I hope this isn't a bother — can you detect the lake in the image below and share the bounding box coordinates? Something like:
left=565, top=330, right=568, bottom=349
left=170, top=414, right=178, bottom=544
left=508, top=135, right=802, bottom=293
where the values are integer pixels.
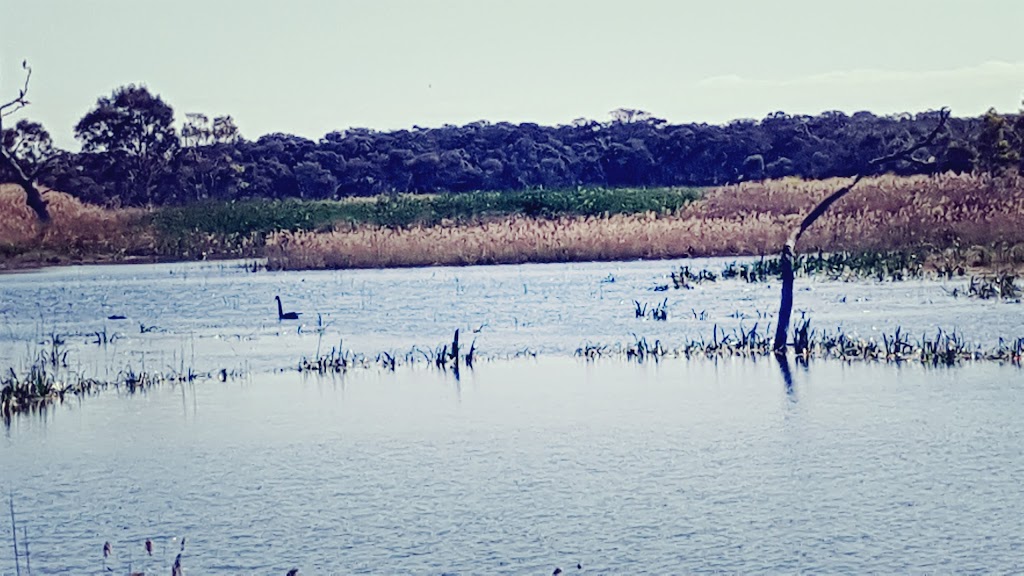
left=2, top=258, right=1023, bottom=574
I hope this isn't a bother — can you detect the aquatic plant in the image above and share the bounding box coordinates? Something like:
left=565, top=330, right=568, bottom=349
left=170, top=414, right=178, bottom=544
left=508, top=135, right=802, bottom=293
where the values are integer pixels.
left=424, top=329, right=477, bottom=375
left=633, top=298, right=669, bottom=321
left=671, top=265, right=718, bottom=289
left=671, top=250, right=930, bottom=288
left=650, top=299, right=669, bottom=321
left=625, top=336, right=667, bottom=362
left=298, top=341, right=367, bottom=373
left=792, top=317, right=812, bottom=357
left=1, top=341, right=240, bottom=424
left=298, top=330, right=477, bottom=375
left=968, top=273, right=1022, bottom=300
left=573, top=321, right=1022, bottom=368
left=574, top=342, right=610, bottom=359
left=2, top=343, right=78, bottom=419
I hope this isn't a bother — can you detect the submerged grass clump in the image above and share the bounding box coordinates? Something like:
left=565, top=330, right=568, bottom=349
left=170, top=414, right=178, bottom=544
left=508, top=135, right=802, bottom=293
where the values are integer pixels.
left=299, top=343, right=370, bottom=373
left=298, top=329, right=477, bottom=375
left=965, top=273, right=1022, bottom=300
left=669, top=249, right=1023, bottom=296
left=672, top=250, right=948, bottom=287
left=633, top=299, right=669, bottom=321
left=575, top=320, right=1024, bottom=367
left=1, top=340, right=239, bottom=425
left=4, top=320, right=1021, bottom=426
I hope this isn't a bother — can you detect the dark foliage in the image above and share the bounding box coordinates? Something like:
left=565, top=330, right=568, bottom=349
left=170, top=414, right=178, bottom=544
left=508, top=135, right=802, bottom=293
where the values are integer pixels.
left=4, top=86, right=1022, bottom=206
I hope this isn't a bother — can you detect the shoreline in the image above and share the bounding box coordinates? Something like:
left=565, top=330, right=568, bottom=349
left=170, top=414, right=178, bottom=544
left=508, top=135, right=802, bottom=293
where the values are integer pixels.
left=0, top=251, right=264, bottom=274
left=4, top=249, right=1021, bottom=278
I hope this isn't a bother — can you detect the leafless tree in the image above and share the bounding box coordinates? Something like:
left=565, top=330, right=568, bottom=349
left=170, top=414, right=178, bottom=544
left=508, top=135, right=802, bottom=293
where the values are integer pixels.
left=772, top=108, right=951, bottom=355
left=0, top=61, right=50, bottom=221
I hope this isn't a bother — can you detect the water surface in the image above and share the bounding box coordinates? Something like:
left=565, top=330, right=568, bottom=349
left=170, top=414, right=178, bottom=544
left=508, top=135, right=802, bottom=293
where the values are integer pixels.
left=2, top=260, right=1023, bottom=574
left=1, top=258, right=1020, bottom=375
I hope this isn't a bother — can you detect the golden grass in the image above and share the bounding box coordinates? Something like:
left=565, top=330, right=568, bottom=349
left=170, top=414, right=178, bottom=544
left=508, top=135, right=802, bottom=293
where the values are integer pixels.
left=266, top=173, right=1024, bottom=270
left=0, top=184, right=155, bottom=266
left=4, top=173, right=1024, bottom=271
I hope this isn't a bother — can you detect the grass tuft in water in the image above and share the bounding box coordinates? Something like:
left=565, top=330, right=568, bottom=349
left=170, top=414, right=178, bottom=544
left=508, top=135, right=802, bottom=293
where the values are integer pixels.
left=2, top=340, right=241, bottom=425
left=298, top=329, right=477, bottom=375
left=574, top=320, right=1023, bottom=367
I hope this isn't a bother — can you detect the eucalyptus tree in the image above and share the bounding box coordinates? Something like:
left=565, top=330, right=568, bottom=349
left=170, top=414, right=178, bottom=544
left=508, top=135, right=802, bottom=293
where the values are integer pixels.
left=74, top=84, right=178, bottom=204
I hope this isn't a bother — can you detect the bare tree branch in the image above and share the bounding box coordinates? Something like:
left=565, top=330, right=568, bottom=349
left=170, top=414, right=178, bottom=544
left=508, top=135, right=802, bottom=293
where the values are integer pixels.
left=0, top=61, right=32, bottom=118
left=773, top=108, right=951, bottom=354
left=867, top=109, right=950, bottom=166
left=0, top=60, right=50, bottom=222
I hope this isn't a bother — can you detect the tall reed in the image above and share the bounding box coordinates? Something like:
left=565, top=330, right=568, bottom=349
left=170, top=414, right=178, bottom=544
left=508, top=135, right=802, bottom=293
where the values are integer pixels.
left=0, top=185, right=155, bottom=265
left=266, top=173, right=1024, bottom=270
left=5, top=174, right=1024, bottom=270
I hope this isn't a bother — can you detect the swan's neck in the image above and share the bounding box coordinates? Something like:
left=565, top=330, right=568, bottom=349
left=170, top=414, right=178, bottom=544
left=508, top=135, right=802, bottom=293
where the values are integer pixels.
left=276, top=298, right=284, bottom=318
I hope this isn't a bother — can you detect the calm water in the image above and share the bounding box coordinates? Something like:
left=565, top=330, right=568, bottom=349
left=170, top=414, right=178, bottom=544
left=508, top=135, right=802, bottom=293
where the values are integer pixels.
left=0, top=258, right=1021, bottom=375
left=2, top=259, right=1023, bottom=574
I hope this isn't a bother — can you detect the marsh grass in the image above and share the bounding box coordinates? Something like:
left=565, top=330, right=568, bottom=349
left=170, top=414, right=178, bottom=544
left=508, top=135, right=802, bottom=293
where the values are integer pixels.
left=147, top=186, right=701, bottom=259
left=5, top=175, right=1024, bottom=270
left=575, top=321, right=1024, bottom=367
left=964, top=273, right=1022, bottom=300
left=634, top=298, right=669, bottom=321
left=1, top=185, right=698, bottom=267
left=298, top=342, right=369, bottom=373
left=5, top=323, right=1020, bottom=425
left=1, top=339, right=237, bottom=424
left=152, top=186, right=700, bottom=235
left=294, top=321, right=1021, bottom=375
left=298, top=329, right=476, bottom=375
left=670, top=250, right=930, bottom=287
left=266, top=173, right=1024, bottom=270
left=0, top=185, right=156, bottom=266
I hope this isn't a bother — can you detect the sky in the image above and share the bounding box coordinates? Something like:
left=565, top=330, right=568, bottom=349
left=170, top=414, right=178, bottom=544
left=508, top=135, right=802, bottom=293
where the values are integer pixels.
left=2, top=0, right=1023, bottom=149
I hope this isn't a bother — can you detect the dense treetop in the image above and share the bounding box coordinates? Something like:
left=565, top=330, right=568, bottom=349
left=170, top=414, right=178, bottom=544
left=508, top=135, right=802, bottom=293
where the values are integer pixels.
left=2, top=85, right=1022, bottom=206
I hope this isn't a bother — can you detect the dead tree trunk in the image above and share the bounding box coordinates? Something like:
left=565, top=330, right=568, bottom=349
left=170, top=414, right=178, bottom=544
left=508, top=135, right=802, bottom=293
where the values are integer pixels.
left=1, top=61, right=50, bottom=222
left=772, top=109, right=950, bottom=355
left=0, top=146, right=50, bottom=222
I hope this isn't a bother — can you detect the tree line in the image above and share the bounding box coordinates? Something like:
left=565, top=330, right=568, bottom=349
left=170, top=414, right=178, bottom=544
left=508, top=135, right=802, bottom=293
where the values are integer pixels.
left=3, top=84, right=1023, bottom=207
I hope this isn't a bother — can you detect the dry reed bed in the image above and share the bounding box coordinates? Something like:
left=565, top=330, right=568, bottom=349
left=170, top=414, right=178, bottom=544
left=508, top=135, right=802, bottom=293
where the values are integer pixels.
left=0, top=184, right=155, bottom=265
left=266, top=174, right=1024, bottom=270
left=3, top=174, right=1023, bottom=270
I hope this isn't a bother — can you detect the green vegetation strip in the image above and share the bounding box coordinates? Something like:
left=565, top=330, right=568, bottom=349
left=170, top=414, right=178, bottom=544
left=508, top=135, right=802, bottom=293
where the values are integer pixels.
left=150, top=186, right=702, bottom=237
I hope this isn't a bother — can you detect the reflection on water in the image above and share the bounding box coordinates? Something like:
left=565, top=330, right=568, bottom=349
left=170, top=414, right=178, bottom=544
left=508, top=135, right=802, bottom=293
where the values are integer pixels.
left=2, top=259, right=1024, bottom=573
left=3, top=359, right=1024, bottom=573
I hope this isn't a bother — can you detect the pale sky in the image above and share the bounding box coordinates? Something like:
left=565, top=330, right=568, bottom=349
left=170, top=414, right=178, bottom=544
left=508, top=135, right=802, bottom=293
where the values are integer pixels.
left=2, top=0, right=1023, bottom=149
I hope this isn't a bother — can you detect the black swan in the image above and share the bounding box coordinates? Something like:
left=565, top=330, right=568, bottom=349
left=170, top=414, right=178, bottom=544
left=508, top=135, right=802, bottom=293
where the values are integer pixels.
left=275, top=296, right=300, bottom=320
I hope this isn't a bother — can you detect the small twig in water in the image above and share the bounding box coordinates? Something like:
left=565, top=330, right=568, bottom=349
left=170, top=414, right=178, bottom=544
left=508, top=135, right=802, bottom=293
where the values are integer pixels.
left=9, top=491, right=20, bottom=576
